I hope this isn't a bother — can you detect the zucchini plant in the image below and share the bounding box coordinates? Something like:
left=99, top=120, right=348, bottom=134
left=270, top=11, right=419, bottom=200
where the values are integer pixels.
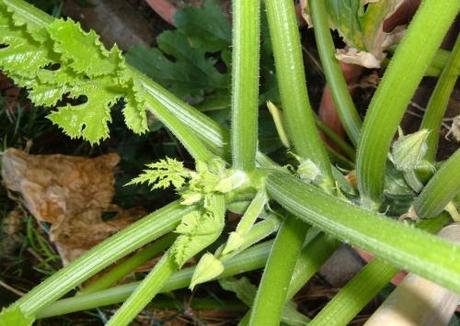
left=0, top=0, right=459, bottom=325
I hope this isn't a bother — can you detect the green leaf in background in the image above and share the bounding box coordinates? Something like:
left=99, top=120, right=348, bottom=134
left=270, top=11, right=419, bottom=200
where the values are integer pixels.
left=126, top=31, right=228, bottom=99
left=174, top=0, right=231, bottom=52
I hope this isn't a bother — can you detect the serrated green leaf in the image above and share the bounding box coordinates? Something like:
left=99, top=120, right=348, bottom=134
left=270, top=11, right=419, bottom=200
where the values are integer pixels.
left=48, top=19, right=121, bottom=77
left=121, top=78, right=149, bottom=134
left=0, top=306, right=34, bottom=326
left=0, top=22, right=50, bottom=78
left=170, top=195, right=225, bottom=267
left=127, top=157, right=190, bottom=190
left=0, top=8, right=149, bottom=143
left=4, top=0, right=49, bottom=42
left=47, top=75, right=121, bottom=144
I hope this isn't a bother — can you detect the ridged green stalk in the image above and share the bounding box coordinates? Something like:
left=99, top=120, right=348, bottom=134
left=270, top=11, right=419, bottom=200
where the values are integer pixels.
left=264, top=0, right=333, bottom=185
left=286, top=233, right=338, bottom=299
left=231, top=0, right=261, bottom=171
left=79, top=234, right=176, bottom=295
left=309, top=0, right=362, bottom=146
left=356, top=0, right=460, bottom=207
left=106, top=253, right=176, bottom=326
left=421, top=36, right=460, bottom=162
left=414, top=150, right=460, bottom=218
left=249, top=216, right=308, bottom=326
left=142, top=83, right=214, bottom=162
left=239, top=232, right=338, bottom=324
left=36, top=241, right=273, bottom=318
left=267, top=171, right=460, bottom=293
left=13, top=202, right=194, bottom=315
left=309, top=214, right=450, bottom=326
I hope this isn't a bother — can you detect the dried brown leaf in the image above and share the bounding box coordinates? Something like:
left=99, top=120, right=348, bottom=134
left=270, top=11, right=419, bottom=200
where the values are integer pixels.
left=1, top=149, right=145, bottom=263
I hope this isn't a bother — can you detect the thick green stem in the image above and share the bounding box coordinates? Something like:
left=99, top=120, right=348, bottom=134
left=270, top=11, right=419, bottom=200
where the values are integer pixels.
left=309, top=214, right=450, bottom=326
left=79, top=233, right=176, bottom=295
left=142, top=89, right=214, bottom=162
left=231, top=0, right=261, bottom=171
left=264, top=0, right=333, bottom=185
left=36, top=241, right=273, bottom=318
left=356, top=0, right=460, bottom=207
left=309, top=0, right=362, bottom=146
left=13, top=201, right=194, bottom=315
left=421, top=36, right=460, bottom=162
left=266, top=171, right=460, bottom=293
left=249, top=216, right=308, bottom=326
left=414, top=150, right=460, bottom=218
left=106, top=253, right=177, bottom=326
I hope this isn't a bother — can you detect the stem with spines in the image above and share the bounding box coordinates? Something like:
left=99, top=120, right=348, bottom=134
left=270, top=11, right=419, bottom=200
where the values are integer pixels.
left=356, top=0, right=460, bottom=208
left=249, top=216, right=308, bottom=326
left=250, top=1, right=337, bottom=322
left=267, top=171, right=460, bottom=293
left=36, top=241, right=273, bottom=318
left=309, top=214, right=450, bottom=326
left=231, top=0, right=261, bottom=171
left=79, top=234, right=176, bottom=295
left=13, top=202, right=194, bottom=315
left=420, top=35, right=460, bottom=162
left=264, top=0, right=332, bottom=184
left=106, top=253, right=176, bottom=326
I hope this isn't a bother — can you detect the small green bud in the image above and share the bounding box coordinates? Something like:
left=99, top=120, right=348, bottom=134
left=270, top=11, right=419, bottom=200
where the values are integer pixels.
left=391, top=129, right=430, bottom=172
left=190, top=253, right=224, bottom=289
left=297, top=159, right=322, bottom=183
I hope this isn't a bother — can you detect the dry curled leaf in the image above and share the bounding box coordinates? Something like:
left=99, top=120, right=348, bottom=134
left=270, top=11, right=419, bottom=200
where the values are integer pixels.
left=446, top=115, right=460, bottom=142
left=300, top=0, right=407, bottom=68
left=1, top=148, right=145, bottom=263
